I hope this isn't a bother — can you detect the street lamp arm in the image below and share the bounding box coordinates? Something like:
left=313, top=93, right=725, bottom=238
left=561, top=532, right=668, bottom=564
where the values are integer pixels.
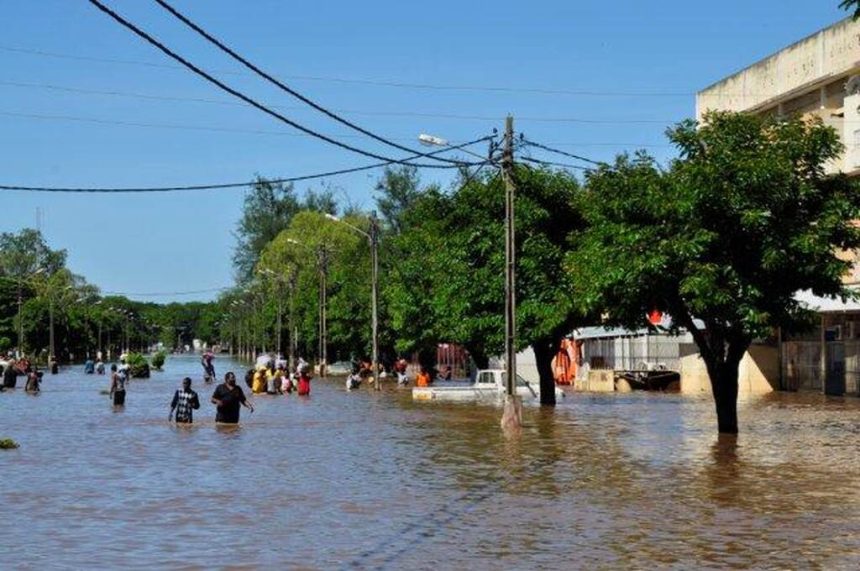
left=324, top=213, right=370, bottom=239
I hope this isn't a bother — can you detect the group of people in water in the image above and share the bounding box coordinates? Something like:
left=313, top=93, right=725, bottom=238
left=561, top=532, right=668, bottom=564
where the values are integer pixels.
left=243, top=356, right=312, bottom=396
left=1, top=356, right=44, bottom=393
left=4, top=349, right=460, bottom=425
left=103, top=352, right=315, bottom=425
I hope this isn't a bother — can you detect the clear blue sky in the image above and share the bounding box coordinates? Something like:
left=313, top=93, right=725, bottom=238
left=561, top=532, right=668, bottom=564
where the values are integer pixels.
left=0, top=1, right=849, bottom=302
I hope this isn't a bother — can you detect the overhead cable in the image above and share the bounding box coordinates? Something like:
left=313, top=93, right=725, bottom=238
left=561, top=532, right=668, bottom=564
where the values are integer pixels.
left=153, top=0, right=463, bottom=165
left=520, top=157, right=590, bottom=171
left=0, top=44, right=762, bottom=98
left=86, top=0, right=469, bottom=168
left=522, top=139, right=606, bottom=166
left=0, top=81, right=685, bottom=124
left=0, top=109, right=449, bottom=141
left=0, top=135, right=494, bottom=193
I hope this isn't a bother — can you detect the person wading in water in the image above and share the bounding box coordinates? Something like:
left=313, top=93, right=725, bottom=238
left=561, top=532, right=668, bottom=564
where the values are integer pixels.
left=211, top=371, right=253, bottom=424
left=109, top=363, right=126, bottom=406
left=169, top=377, right=201, bottom=424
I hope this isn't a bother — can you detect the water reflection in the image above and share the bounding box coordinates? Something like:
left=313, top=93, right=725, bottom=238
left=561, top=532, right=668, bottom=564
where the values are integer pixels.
left=1, top=356, right=858, bottom=569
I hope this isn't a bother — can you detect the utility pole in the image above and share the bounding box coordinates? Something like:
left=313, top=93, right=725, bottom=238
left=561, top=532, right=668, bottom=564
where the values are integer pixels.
left=501, top=115, right=522, bottom=429
left=288, top=268, right=297, bottom=373
left=318, top=245, right=328, bottom=377
left=370, top=211, right=380, bottom=390
left=17, top=278, right=24, bottom=357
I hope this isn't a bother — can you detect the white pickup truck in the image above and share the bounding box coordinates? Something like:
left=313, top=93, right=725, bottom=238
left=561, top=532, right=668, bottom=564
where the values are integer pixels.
left=412, top=369, right=564, bottom=403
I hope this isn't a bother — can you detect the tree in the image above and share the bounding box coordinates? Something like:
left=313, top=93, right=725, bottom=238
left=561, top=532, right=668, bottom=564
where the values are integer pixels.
left=257, top=210, right=368, bottom=362
left=840, top=0, right=860, bottom=18
left=374, top=166, right=423, bottom=234
left=0, top=229, right=67, bottom=279
left=387, top=167, right=585, bottom=403
left=570, top=111, right=860, bottom=434
left=0, top=229, right=67, bottom=353
left=233, top=178, right=302, bottom=281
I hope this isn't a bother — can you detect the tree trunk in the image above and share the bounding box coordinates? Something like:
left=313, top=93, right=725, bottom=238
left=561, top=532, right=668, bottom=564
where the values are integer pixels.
left=708, top=360, right=743, bottom=434
left=711, top=362, right=739, bottom=434
left=532, top=337, right=557, bottom=406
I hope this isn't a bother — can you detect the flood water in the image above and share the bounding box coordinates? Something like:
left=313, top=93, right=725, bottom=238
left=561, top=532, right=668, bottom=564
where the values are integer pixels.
left=1, top=354, right=858, bottom=570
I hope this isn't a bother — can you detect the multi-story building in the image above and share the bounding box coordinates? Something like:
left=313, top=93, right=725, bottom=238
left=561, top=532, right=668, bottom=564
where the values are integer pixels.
left=697, top=17, right=860, bottom=395
left=697, top=16, right=860, bottom=176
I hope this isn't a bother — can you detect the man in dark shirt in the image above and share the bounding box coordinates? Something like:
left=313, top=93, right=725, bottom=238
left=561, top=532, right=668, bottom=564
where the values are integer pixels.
left=170, top=377, right=201, bottom=424
left=211, top=371, right=253, bottom=424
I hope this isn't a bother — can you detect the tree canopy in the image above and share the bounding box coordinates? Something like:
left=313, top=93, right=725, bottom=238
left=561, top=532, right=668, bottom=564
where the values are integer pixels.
left=570, top=111, right=860, bottom=433
left=386, top=166, right=584, bottom=401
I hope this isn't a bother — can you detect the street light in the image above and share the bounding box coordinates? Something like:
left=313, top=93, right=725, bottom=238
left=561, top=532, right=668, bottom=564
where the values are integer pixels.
left=325, top=213, right=381, bottom=390
left=49, top=284, right=73, bottom=365
left=9, top=267, right=45, bottom=358
left=421, top=122, right=522, bottom=427
left=286, top=238, right=329, bottom=377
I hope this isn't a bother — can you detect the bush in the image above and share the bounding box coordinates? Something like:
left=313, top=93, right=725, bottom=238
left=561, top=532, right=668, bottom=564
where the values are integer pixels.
left=151, top=350, right=167, bottom=371
left=126, top=352, right=150, bottom=378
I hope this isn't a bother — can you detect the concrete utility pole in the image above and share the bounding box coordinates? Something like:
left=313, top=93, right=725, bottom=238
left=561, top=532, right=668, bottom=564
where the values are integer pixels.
left=318, top=245, right=328, bottom=377
left=501, top=115, right=523, bottom=429
left=370, top=211, right=380, bottom=390
left=288, top=268, right=297, bottom=374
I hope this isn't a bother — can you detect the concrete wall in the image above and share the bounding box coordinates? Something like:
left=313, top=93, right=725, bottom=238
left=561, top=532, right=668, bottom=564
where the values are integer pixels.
left=697, top=17, right=860, bottom=118
left=679, top=345, right=779, bottom=395
left=574, top=369, right=615, bottom=393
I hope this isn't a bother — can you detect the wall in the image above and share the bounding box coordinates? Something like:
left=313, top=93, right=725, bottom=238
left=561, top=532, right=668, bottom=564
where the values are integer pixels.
left=680, top=345, right=779, bottom=395
left=697, top=17, right=860, bottom=118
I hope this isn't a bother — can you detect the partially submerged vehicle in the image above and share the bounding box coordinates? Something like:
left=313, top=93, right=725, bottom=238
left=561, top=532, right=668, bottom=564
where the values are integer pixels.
left=412, top=369, right=564, bottom=402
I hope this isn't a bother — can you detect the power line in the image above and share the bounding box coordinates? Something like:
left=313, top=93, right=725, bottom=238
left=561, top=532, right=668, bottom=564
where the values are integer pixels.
left=522, top=139, right=606, bottom=166
left=153, top=0, right=463, bottom=166
left=0, top=135, right=494, bottom=193
left=1, top=109, right=671, bottom=149
left=86, top=0, right=470, bottom=169
left=0, top=44, right=767, bottom=99
left=0, top=109, right=441, bottom=141
left=0, top=80, right=686, bottom=124
left=520, top=156, right=590, bottom=171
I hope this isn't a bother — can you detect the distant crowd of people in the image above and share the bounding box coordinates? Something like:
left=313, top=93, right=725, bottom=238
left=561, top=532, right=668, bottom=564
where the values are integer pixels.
left=3, top=350, right=460, bottom=425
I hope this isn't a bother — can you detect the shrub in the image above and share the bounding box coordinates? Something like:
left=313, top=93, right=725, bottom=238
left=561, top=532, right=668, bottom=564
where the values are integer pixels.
left=126, top=352, right=150, bottom=378
left=151, top=350, right=167, bottom=371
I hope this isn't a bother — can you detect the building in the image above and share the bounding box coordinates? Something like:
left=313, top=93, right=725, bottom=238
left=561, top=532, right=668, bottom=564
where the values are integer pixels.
left=697, top=16, right=860, bottom=179
left=697, top=17, right=860, bottom=396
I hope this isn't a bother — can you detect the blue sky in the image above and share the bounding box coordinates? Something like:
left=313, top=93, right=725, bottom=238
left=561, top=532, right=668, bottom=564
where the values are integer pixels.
left=0, top=1, right=850, bottom=302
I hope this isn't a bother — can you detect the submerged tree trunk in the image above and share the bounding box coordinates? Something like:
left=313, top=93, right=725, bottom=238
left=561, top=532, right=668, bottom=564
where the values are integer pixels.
left=710, top=362, right=740, bottom=434
left=532, top=337, right=557, bottom=406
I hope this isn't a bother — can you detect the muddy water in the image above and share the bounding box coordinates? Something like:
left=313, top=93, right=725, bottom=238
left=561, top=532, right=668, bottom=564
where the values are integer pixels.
left=1, top=355, right=858, bottom=570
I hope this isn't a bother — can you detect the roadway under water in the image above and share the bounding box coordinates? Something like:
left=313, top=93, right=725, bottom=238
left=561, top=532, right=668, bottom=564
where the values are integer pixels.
left=1, top=354, right=858, bottom=569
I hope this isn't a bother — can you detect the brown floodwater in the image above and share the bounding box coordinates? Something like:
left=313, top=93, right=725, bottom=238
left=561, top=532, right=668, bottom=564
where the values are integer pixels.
left=1, top=355, right=858, bottom=570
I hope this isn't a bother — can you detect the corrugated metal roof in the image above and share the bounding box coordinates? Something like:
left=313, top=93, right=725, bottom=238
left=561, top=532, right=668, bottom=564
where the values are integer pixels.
left=795, top=287, right=860, bottom=313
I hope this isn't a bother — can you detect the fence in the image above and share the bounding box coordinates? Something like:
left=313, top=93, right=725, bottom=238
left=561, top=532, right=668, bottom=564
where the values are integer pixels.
left=582, top=333, right=690, bottom=372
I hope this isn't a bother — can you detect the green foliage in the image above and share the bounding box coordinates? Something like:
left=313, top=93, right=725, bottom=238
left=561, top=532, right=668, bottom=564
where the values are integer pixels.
left=0, top=438, right=20, bottom=450
left=151, top=350, right=167, bottom=370
left=840, top=0, right=860, bottom=18
left=255, top=210, right=371, bottom=360
left=375, top=166, right=423, bottom=234
left=233, top=177, right=341, bottom=281
left=571, top=111, right=860, bottom=431
left=386, top=167, right=585, bottom=362
left=233, top=178, right=303, bottom=280
left=125, top=352, right=150, bottom=378
left=0, top=228, right=66, bottom=279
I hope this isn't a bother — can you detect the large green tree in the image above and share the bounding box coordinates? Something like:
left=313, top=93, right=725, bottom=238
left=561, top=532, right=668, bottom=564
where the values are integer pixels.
left=571, top=112, right=860, bottom=433
left=388, top=167, right=584, bottom=403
